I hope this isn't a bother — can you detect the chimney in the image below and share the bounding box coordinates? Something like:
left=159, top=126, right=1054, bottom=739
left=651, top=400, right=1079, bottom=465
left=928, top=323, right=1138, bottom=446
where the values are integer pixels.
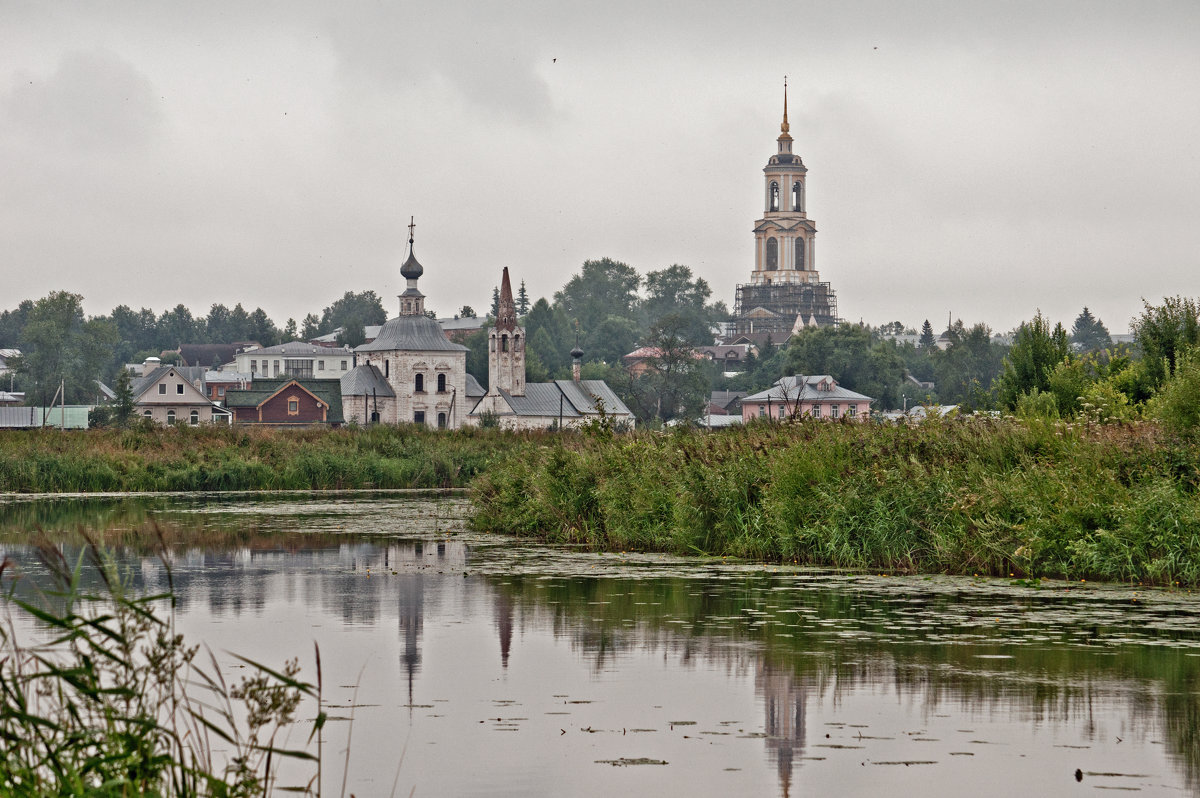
left=143, top=356, right=161, bottom=375
left=571, top=344, right=584, bottom=383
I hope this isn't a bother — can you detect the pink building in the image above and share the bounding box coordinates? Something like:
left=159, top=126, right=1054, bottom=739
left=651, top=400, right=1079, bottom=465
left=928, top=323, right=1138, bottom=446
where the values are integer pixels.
left=741, top=374, right=872, bottom=422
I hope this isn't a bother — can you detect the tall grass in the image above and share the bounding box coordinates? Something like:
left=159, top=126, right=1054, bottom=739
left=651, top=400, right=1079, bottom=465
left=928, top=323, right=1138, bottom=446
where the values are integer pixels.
left=471, top=418, right=1200, bottom=585
left=0, top=539, right=325, bottom=795
left=0, top=425, right=542, bottom=494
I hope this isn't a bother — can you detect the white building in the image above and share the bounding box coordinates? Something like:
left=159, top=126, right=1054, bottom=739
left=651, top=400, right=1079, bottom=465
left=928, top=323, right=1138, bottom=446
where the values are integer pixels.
left=233, top=342, right=353, bottom=380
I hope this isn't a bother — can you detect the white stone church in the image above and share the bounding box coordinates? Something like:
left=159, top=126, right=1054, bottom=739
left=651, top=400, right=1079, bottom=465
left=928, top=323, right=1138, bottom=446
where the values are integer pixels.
left=341, top=229, right=633, bottom=430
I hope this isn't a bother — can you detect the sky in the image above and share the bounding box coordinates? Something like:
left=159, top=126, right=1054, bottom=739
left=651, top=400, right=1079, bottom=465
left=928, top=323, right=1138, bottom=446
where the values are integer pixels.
left=2, top=0, right=1198, bottom=336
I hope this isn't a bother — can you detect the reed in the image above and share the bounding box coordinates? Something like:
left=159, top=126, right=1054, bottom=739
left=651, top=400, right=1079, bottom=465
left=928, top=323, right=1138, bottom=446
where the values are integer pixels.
left=471, top=418, right=1200, bottom=585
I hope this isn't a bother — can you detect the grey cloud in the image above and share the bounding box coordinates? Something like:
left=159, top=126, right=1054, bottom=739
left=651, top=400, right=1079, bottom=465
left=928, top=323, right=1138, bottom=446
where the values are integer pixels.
left=2, top=49, right=163, bottom=154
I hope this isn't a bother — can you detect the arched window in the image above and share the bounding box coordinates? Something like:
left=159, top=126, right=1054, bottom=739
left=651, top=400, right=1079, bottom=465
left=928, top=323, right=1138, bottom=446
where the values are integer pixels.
left=415, top=373, right=424, bottom=393
left=370, top=411, right=380, bottom=423
left=793, top=181, right=803, bottom=212
left=514, top=334, right=521, bottom=350
left=437, top=373, right=446, bottom=393
left=190, top=410, right=199, bottom=425
left=166, top=410, right=176, bottom=425
left=384, top=359, right=389, bottom=378
left=769, top=182, right=779, bottom=212
left=766, top=237, right=778, bottom=270
left=795, top=237, right=806, bottom=270
left=143, top=410, right=151, bottom=418
left=437, top=412, right=447, bottom=429
left=501, top=334, right=509, bottom=353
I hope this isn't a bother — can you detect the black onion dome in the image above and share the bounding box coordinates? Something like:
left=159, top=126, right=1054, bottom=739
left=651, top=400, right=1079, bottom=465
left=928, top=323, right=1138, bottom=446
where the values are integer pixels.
left=400, top=248, right=424, bottom=280
left=570, top=345, right=584, bottom=359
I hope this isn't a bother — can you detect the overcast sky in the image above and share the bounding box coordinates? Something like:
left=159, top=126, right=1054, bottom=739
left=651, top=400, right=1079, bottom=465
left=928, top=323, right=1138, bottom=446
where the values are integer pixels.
left=3, top=1, right=1198, bottom=335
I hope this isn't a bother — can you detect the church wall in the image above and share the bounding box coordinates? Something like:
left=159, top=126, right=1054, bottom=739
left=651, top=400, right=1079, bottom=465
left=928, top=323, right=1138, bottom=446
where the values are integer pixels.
left=354, top=349, right=468, bottom=428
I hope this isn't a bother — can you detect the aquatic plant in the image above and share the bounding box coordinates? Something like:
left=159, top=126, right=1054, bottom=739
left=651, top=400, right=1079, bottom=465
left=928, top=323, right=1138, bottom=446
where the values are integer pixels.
left=0, top=540, right=326, bottom=796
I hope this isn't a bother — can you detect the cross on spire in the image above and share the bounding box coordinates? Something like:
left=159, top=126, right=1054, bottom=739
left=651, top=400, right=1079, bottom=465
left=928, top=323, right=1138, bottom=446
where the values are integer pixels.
left=407, top=216, right=416, bottom=245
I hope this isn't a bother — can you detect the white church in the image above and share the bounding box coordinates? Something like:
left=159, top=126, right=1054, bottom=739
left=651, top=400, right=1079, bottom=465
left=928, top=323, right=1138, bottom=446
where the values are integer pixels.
left=341, top=227, right=633, bottom=430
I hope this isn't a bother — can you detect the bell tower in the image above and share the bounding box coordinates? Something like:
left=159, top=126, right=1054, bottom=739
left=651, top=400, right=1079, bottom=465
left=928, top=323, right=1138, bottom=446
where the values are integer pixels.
left=751, top=79, right=819, bottom=287
left=487, top=267, right=525, bottom=396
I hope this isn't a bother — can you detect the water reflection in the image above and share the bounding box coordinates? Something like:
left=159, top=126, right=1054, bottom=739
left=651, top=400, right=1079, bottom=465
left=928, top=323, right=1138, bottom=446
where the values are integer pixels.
left=2, top=496, right=1199, bottom=796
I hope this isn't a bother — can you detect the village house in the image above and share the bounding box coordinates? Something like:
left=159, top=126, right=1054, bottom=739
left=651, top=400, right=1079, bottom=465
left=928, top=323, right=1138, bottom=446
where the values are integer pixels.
left=233, top=342, right=354, bottom=380
left=224, top=378, right=343, bottom=426
left=741, top=374, right=872, bottom=422
left=131, top=362, right=231, bottom=425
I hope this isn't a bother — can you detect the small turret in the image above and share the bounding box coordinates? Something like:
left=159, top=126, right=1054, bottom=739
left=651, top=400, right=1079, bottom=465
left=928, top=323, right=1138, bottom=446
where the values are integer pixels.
left=399, top=216, right=425, bottom=316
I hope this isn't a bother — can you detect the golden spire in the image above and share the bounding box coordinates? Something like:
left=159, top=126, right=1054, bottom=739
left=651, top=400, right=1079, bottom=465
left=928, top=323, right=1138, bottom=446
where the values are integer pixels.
left=781, top=76, right=790, bottom=134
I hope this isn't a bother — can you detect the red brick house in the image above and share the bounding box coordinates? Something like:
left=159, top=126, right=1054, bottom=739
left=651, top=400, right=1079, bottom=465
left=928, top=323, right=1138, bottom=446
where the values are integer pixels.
left=224, top=378, right=343, bottom=426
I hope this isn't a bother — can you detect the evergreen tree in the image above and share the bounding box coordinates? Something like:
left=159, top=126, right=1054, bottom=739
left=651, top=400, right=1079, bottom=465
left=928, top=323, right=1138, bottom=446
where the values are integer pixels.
left=300, top=313, right=321, bottom=341
left=517, top=281, right=530, bottom=315
left=996, top=311, right=1072, bottom=409
left=1070, top=307, right=1112, bottom=352
left=918, top=319, right=936, bottom=349
left=458, top=305, right=477, bottom=319
left=283, top=318, right=298, bottom=341
left=490, top=287, right=500, bottom=318
left=112, top=368, right=135, bottom=427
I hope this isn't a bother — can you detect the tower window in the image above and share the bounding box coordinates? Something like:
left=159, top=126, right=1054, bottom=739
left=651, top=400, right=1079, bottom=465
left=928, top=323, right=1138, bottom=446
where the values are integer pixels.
left=766, top=237, right=778, bottom=271
left=501, top=334, right=509, bottom=353
left=793, top=181, right=803, bottom=212
left=795, top=237, right=806, bottom=270
left=384, top=359, right=389, bottom=378
left=415, top=373, right=425, bottom=393
left=769, top=182, right=779, bottom=212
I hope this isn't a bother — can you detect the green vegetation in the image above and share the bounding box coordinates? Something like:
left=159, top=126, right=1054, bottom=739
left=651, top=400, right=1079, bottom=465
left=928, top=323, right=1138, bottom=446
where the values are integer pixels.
left=0, top=425, right=528, bottom=493
left=471, top=418, right=1200, bottom=586
left=0, top=543, right=322, bottom=795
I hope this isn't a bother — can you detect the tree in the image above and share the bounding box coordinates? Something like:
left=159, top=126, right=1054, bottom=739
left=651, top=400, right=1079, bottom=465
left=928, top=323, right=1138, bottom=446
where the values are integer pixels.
left=300, top=313, right=321, bottom=341
left=918, top=319, right=936, bottom=350
left=625, top=314, right=711, bottom=424
left=16, top=292, right=117, bottom=406
left=112, top=367, right=135, bottom=427
left=0, top=300, right=33, bottom=347
left=524, top=298, right=573, bottom=374
left=248, top=307, right=279, bottom=346
left=1153, top=349, right=1200, bottom=433
left=516, top=281, right=530, bottom=315
left=282, top=318, right=298, bottom=341
left=157, top=305, right=199, bottom=349
left=205, top=304, right=232, bottom=343
left=996, top=311, right=1072, bottom=409
left=1133, top=296, right=1200, bottom=390
left=554, top=258, right=641, bottom=341
left=587, top=316, right=640, bottom=365
left=320, top=291, right=386, bottom=336
left=336, top=314, right=367, bottom=348
left=641, top=264, right=725, bottom=346
left=1070, top=307, right=1112, bottom=353
left=458, top=305, right=477, bottom=319
left=930, top=323, right=1007, bottom=409
left=490, top=287, right=500, bottom=318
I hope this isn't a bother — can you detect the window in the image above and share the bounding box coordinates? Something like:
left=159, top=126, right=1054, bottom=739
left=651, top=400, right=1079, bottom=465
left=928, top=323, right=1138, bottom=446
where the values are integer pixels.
left=177, top=384, right=184, bottom=395
left=758, top=405, right=766, bottom=417
left=190, top=410, right=199, bottom=425
left=284, top=359, right=313, bottom=378
left=317, top=361, right=325, bottom=371
left=769, top=181, right=779, bottom=211
left=795, top=237, right=806, bottom=270
left=415, top=374, right=425, bottom=393
left=811, top=405, right=821, bottom=418
left=384, top=360, right=389, bottom=378
left=217, top=386, right=225, bottom=397
left=766, top=237, right=778, bottom=271
left=501, top=334, right=509, bottom=353
left=158, top=384, right=166, bottom=395
left=341, top=360, right=348, bottom=371
left=848, top=405, right=857, bottom=417
left=288, top=398, right=299, bottom=415
left=793, top=181, right=803, bottom=212
left=166, top=410, right=176, bottom=424
left=437, top=412, right=447, bottom=429
left=273, top=360, right=280, bottom=376
left=779, top=406, right=786, bottom=419
left=831, top=405, right=840, bottom=419
left=143, top=410, right=151, bottom=417
left=370, top=411, right=380, bottom=423
left=414, top=410, right=425, bottom=425
left=437, top=373, right=446, bottom=393
left=251, top=360, right=257, bottom=374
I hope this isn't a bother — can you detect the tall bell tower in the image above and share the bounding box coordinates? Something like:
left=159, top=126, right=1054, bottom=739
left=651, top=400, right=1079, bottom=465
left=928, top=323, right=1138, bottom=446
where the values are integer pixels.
left=750, top=79, right=820, bottom=287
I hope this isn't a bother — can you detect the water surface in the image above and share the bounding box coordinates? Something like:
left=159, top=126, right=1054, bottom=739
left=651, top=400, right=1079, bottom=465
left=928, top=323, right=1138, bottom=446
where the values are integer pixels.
left=1, top=493, right=1198, bottom=796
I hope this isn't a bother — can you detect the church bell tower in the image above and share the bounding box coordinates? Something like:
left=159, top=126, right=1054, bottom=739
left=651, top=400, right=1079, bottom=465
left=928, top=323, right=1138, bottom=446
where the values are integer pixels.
left=487, top=267, right=525, bottom=396
left=750, top=79, right=820, bottom=287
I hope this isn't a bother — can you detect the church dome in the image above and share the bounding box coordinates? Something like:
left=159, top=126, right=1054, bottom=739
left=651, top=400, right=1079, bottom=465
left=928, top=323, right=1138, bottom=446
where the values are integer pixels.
left=400, top=249, right=424, bottom=280
left=354, top=314, right=468, bottom=353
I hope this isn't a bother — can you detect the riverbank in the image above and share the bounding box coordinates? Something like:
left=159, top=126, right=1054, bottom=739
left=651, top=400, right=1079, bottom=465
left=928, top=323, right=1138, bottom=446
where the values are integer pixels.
left=0, top=425, right=529, bottom=492
left=470, top=418, right=1200, bottom=586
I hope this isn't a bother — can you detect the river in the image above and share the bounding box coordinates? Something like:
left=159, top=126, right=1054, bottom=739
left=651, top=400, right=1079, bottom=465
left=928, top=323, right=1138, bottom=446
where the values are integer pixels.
left=1, top=493, right=1197, bottom=796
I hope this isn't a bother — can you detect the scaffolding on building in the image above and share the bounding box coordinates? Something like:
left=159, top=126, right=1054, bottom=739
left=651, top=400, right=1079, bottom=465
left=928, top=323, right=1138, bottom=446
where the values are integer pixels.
left=729, top=280, right=840, bottom=337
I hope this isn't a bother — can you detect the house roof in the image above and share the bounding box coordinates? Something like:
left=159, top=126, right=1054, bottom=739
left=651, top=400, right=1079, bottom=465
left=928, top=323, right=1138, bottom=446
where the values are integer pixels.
left=498, top=383, right=581, bottom=417
left=440, top=316, right=487, bottom=332
left=131, top=366, right=208, bottom=400
left=556, top=379, right=634, bottom=418
left=244, top=341, right=354, bottom=357
left=340, top=365, right=395, bottom=398
left=223, top=377, right=344, bottom=423
left=355, top=314, right=468, bottom=353
left=465, top=373, right=486, bottom=398
left=180, top=343, right=241, bottom=367
left=743, top=375, right=874, bottom=404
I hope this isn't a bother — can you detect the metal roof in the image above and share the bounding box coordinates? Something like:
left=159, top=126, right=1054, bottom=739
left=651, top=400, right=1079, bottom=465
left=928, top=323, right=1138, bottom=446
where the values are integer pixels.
left=131, top=366, right=208, bottom=399
left=556, top=380, right=634, bottom=418
left=243, top=341, right=354, bottom=357
left=500, top=383, right=581, bottom=417
left=465, top=373, right=486, bottom=398
left=743, top=375, right=873, bottom=404
left=340, top=365, right=395, bottom=398
left=355, top=314, right=468, bottom=353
